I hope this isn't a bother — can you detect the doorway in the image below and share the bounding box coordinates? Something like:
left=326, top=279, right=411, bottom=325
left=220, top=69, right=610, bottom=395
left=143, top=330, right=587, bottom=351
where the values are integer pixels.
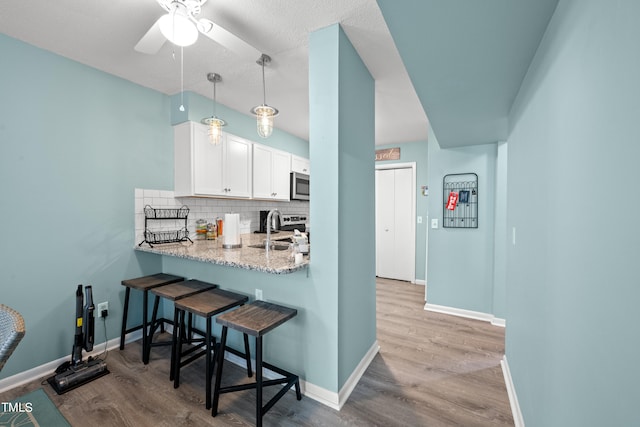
left=375, top=163, right=416, bottom=282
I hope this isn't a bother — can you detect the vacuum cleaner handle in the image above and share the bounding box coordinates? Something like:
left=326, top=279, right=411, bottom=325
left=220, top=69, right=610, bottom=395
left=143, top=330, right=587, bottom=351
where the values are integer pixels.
left=83, top=285, right=95, bottom=352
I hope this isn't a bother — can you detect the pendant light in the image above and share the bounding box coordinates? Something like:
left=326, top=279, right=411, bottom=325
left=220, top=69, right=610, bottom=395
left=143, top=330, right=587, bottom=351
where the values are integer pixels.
left=201, top=73, right=226, bottom=145
left=250, top=54, right=279, bottom=138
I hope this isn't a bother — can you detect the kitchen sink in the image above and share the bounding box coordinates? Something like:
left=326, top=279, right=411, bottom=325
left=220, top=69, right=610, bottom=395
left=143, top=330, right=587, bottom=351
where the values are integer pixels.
left=248, top=243, right=290, bottom=251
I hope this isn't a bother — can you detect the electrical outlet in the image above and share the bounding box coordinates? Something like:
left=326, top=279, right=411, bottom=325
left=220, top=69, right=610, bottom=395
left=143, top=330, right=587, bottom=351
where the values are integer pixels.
left=255, top=289, right=263, bottom=301
left=97, top=302, right=108, bottom=318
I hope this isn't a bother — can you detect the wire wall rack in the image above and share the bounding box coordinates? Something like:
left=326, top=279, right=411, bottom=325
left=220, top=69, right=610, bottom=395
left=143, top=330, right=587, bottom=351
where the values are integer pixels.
left=443, top=173, right=478, bottom=228
left=139, top=205, right=193, bottom=247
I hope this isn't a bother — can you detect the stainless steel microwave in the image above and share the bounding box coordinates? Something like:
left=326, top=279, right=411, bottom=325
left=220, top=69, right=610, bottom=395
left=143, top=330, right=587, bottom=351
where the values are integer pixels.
left=290, top=172, right=310, bottom=200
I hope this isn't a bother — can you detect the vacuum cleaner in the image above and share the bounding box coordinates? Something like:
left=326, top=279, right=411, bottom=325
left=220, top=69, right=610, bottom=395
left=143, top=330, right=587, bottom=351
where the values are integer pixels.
left=47, top=284, right=109, bottom=394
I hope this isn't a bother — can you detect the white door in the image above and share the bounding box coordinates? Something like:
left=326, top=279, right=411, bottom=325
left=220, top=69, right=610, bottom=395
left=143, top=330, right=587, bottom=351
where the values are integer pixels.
left=376, top=167, right=415, bottom=282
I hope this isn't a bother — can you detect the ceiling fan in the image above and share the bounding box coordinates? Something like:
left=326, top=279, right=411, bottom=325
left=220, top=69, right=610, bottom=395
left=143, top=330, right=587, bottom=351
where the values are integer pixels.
left=134, top=0, right=260, bottom=60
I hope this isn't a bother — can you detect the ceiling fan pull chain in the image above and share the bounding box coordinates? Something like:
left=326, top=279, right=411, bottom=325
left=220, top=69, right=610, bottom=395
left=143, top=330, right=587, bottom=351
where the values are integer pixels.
left=179, top=46, right=185, bottom=112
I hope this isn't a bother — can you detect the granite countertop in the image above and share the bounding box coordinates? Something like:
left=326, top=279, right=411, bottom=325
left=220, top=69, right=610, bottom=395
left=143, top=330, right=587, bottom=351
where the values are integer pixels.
left=135, top=231, right=309, bottom=274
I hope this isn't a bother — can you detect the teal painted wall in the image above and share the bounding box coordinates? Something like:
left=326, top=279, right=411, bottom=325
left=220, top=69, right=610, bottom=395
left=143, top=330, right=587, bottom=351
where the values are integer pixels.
left=376, top=140, right=429, bottom=282
left=0, top=34, right=167, bottom=378
left=336, top=25, right=376, bottom=388
left=506, top=1, right=640, bottom=425
left=426, top=133, right=497, bottom=314
left=309, top=24, right=377, bottom=390
left=493, top=142, right=508, bottom=319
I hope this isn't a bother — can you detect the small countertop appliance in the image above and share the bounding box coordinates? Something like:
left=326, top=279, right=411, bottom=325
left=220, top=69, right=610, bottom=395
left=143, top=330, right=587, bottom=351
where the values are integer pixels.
left=257, top=210, right=307, bottom=233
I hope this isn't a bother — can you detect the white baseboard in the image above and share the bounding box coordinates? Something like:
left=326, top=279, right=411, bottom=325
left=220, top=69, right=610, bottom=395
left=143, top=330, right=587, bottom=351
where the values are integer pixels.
left=337, top=340, right=379, bottom=409
left=501, top=356, right=525, bottom=427
left=413, top=279, right=426, bottom=286
left=424, top=303, right=506, bottom=327
left=0, top=330, right=143, bottom=394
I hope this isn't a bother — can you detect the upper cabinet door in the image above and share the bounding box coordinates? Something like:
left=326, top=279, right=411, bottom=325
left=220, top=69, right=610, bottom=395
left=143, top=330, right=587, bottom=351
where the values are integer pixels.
left=174, top=122, right=252, bottom=198
left=224, top=134, right=252, bottom=198
left=252, top=143, right=273, bottom=199
left=193, top=123, right=224, bottom=195
left=271, top=149, right=291, bottom=200
left=291, top=155, right=310, bottom=175
left=252, top=143, right=291, bottom=201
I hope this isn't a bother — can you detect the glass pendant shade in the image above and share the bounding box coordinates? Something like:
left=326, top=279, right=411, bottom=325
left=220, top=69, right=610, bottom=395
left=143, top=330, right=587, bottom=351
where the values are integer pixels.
left=251, top=105, right=278, bottom=138
left=202, top=116, right=226, bottom=145
left=159, top=5, right=198, bottom=47
left=251, top=54, right=279, bottom=138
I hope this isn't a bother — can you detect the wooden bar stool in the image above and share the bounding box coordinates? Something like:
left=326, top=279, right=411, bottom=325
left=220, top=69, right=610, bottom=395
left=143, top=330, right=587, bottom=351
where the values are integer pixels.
left=173, top=288, right=253, bottom=409
left=120, top=273, right=184, bottom=364
left=147, top=279, right=217, bottom=371
left=211, top=300, right=301, bottom=427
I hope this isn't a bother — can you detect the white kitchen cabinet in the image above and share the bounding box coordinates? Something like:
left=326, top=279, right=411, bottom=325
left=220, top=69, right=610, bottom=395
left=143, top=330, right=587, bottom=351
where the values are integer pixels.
left=174, top=121, right=252, bottom=198
left=291, top=155, right=310, bottom=175
left=253, top=143, right=291, bottom=201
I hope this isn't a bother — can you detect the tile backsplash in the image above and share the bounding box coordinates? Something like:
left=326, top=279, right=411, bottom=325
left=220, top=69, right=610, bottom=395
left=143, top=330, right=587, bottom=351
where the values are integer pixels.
left=134, top=188, right=310, bottom=245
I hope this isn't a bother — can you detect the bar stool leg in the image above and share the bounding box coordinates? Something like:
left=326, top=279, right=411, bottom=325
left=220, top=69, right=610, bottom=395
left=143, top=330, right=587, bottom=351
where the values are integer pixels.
left=244, top=333, right=253, bottom=377
left=145, top=295, right=161, bottom=363
left=256, top=336, right=263, bottom=427
left=211, top=326, right=228, bottom=417
left=170, top=307, right=182, bottom=382
left=205, top=317, right=213, bottom=409
left=120, top=287, right=131, bottom=350
left=142, top=290, right=149, bottom=364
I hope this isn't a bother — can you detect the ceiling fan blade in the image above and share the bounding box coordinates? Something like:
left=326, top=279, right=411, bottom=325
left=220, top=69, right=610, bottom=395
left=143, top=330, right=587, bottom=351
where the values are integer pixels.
left=198, top=19, right=261, bottom=60
left=134, top=19, right=167, bottom=54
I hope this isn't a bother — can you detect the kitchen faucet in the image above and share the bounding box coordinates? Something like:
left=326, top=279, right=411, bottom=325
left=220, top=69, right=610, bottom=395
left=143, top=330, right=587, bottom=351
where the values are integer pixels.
left=265, top=209, right=280, bottom=254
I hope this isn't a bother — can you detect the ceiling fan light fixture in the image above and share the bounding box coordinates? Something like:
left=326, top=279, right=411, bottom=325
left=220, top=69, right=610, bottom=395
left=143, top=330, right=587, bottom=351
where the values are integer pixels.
left=251, top=54, right=279, bottom=138
left=159, top=2, right=198, bottom=47
left=201, top=73, right=227, bottom=145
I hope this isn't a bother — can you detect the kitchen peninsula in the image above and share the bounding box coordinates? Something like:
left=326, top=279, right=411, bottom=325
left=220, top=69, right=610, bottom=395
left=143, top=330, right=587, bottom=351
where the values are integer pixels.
left=135, top=231, right=309, bottom=274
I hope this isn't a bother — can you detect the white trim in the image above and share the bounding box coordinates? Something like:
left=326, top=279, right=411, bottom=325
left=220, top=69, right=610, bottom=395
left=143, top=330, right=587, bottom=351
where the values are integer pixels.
left=501, top=356, right=525, bottom=427
left=491, top=317, right=506, bottom=327
left=413, top=279, right=426, bottom=286
left=424, top=303, right=505, bottom=327
left=337, top=340, right=380, bottom=409
left=0, top=330, right=143, bottom=394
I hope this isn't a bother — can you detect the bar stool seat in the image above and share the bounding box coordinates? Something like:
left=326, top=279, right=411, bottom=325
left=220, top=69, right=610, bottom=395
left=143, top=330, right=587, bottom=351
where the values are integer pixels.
left=173, top=288, right=253, bottom=409
left=120, top=273, right=184, bottom=364
left=147, top=279, right=217, bottom=369
left=211, top=300, right=301, bottom=426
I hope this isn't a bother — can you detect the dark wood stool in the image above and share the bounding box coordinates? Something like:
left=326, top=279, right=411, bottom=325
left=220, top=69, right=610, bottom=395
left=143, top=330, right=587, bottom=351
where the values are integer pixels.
left=147, top=279, right=218, bottom=372
left=211, top=300, right=301, bottom=426
left=173, top=289, right=253, bottom=409
left=120, top=273, right=184, bottom=364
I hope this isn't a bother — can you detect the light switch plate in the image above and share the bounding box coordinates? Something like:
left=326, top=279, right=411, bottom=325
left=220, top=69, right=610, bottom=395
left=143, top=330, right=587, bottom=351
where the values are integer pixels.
left=431, top=218, right=439, bottom=229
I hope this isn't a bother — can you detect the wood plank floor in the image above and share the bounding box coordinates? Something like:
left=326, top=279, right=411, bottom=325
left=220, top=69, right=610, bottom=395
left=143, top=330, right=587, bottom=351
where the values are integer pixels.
left=1, top=279, right=513, bottom=426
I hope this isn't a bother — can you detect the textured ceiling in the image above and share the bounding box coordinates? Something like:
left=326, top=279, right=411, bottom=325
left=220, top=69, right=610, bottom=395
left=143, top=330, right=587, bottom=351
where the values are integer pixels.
left=0, top=0, right=428, bottom=145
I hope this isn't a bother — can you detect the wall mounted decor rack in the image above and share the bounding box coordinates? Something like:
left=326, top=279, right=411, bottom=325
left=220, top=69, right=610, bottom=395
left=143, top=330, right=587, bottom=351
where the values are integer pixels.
left=442, top=173, right=478, bottom=228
